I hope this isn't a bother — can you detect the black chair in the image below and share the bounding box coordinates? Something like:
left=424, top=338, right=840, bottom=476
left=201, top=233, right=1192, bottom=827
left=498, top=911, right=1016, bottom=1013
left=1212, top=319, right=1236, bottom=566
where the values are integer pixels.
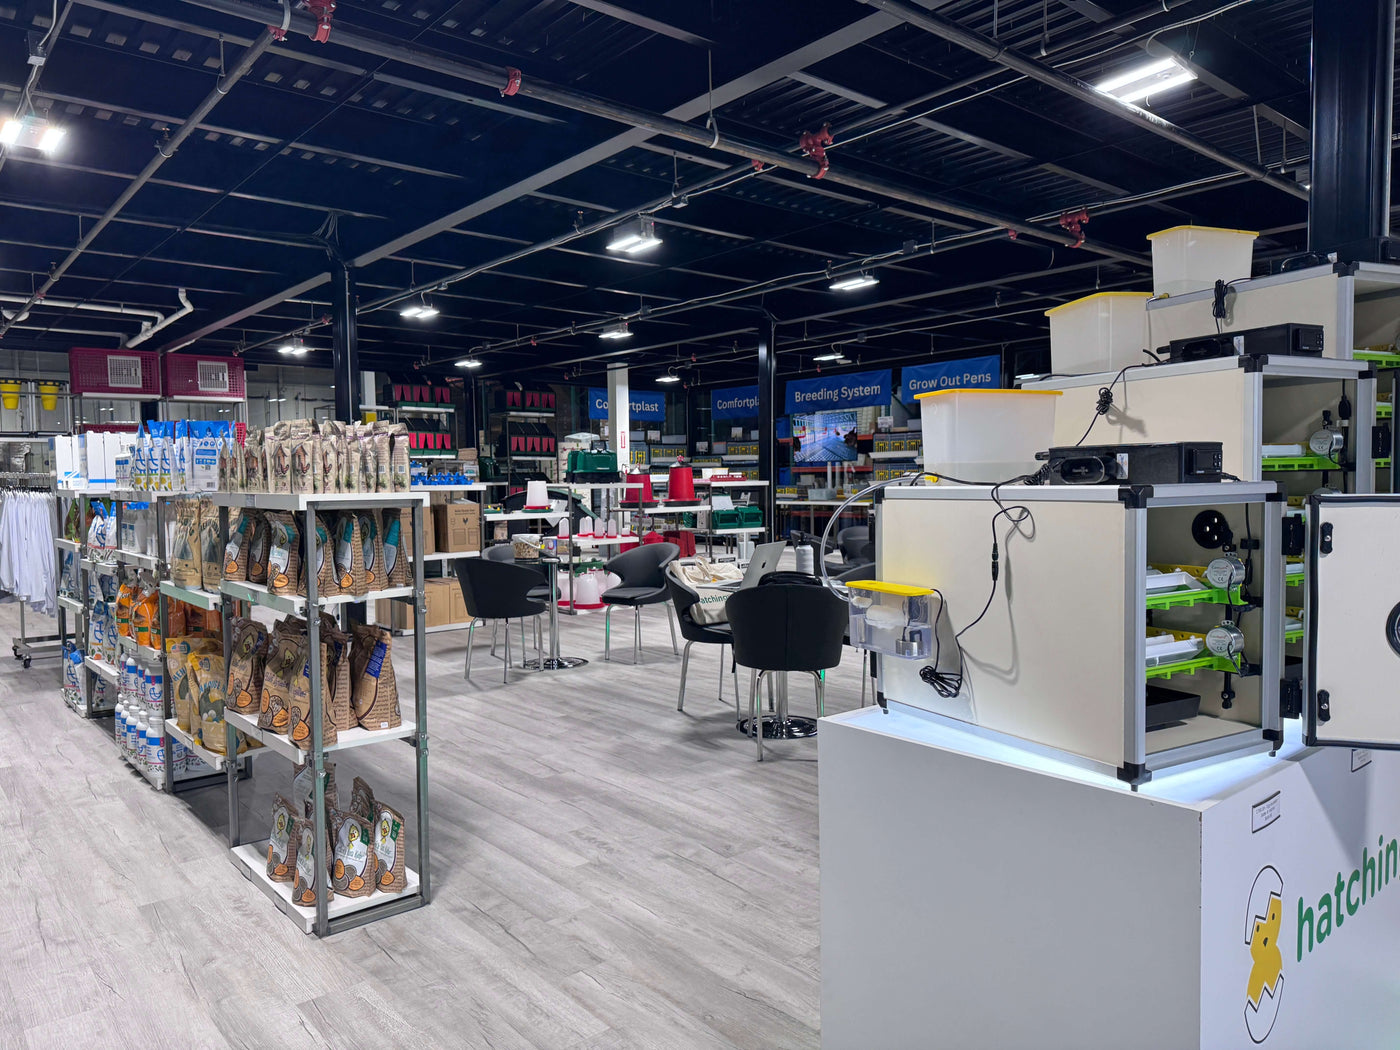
left=836, top=562, right=878, bottom=707
left=665, top=572, right=739, bottom=714
left=726, top=583, right=847, bottom=760
left=837, top=525, right=874, bottom=566
left=480, top=544, right=549, bottom=651
left=602, top=542, right=680, bottom=663
left=456, top=558, right=547, bottom=683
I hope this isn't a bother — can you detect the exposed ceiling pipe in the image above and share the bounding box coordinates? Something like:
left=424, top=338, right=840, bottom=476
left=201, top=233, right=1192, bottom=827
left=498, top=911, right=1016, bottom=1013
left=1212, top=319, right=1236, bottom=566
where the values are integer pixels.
left=173, top=0, right=1140, bottom=266
left=858, top=0, right=1308, bottom=201
left=10, top=324, right=127, bottom=338
left=0, top=294, right=164, bottom=325
left=124, top=289, right=192, bottom=347
left=0, top=28, right=275, bottom=341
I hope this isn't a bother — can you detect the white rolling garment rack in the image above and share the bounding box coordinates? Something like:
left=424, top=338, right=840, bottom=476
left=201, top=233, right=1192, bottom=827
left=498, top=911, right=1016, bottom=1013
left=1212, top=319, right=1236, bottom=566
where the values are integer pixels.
left=0, top=472, right=62, bottom=667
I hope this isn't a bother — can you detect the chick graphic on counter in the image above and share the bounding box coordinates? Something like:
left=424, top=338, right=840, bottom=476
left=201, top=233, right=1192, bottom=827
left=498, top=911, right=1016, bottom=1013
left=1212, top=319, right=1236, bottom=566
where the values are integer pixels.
left=1245, top=866, right=1285, bottom=1043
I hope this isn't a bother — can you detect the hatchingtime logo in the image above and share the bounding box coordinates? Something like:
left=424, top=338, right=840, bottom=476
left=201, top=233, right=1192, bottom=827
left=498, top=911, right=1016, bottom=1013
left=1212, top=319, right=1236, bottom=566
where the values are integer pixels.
left=1244, top=866, right=1285, bottom=1043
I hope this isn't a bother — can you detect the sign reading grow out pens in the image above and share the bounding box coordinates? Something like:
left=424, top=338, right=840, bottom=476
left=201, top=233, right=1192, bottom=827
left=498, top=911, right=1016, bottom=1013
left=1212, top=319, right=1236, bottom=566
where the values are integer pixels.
left=587, top=388, right=666, bottom=421
left=899, top=355, right=1001, bottom=404
left=784, top=369, right=891, bottom=414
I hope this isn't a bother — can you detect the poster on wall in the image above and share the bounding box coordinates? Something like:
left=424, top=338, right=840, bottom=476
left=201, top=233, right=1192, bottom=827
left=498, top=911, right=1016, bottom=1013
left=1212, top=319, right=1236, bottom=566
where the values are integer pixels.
left=587, top=387, right=666, bottom=421
left=900, top=354, right=1001, bottom=404
left=712, top=385, right=759, bottom=419
left=784, top=369, right=891, bottom=415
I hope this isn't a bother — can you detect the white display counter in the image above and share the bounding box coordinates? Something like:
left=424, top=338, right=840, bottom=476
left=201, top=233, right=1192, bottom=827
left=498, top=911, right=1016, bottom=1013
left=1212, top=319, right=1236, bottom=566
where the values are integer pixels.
left=820, top=704, right=1400, bottom=1050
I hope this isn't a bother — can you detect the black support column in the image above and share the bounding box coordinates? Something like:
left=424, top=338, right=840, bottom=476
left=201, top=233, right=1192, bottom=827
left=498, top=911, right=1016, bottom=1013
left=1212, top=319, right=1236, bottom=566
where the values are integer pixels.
left=1309, top=0, right=1397, bottom=260
left=756, top=317, right=777, bottom=537
left=331, top=257, right=361, bottom=422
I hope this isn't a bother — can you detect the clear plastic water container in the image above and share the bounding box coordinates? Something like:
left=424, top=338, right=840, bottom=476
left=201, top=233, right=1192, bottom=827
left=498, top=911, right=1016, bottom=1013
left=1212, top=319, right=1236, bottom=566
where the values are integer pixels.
left=916, top=389, right=1061, bottom=482
left=846, top=581, right=935, bottom=659
left=1044, top=292, right=1151, bottom=375
left=1147, top=225, right=1257, bottom=296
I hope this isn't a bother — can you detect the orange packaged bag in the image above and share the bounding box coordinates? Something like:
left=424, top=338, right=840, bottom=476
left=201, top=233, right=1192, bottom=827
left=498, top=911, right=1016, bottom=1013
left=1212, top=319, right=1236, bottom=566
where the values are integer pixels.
left=132, top=584, right=160, bottom=648
left=114, top=579, right=135, bottom=638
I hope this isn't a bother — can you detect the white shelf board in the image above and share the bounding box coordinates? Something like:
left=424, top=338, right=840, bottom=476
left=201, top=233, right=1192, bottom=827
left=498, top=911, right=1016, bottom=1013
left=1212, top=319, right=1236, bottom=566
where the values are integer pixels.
left=560, top=481, right=641, bottom=491
left=484, top=510, right=564, bottom=522
left=81, top=558, right=117, bottom=577
left=694, top=527, right=768, bottom=537
left=221, top=579, right=414, bottom=616
left=210, top=491, right=429, bottom=511
left=117, top=634, right=164, bottom=666
left=410, top=483, right=486, bottom=493
left=569, top=535, right=639, bottom=548
left=230, top=841, right=421, bottom=935
left=421, top=550, right=479, bottom=562
left=85, top=655, right=119, bottom=683
left=57, top=595, right=84, bottom=616
left=720, top=455, right=760, bottom=463
left=166, top=720, right=228, bottom=772
left=628, top=504, right=705, bottom=515
left=507, top=455, right=557, bottom=463
left=160, top=581, right=222, bottom=610
left=499, top=409, right=555, bottom=419
left=116, top=549, right=160, bottom=571
left=225, top=709, right=416, bottom=762
left=867, top=450, right=923, bottom=460
left=704, top=479, right=770, bottom=488
left=54, top=538, right=80, bottom=553
left=367, top=403, right=454, bottom=415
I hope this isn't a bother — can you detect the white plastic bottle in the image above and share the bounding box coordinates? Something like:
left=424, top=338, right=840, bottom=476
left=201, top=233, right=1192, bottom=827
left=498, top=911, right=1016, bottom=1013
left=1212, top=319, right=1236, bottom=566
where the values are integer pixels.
left=146, top=719, right=165, bottom=786
left=114, top=701, right=125, bottom=750
left=133, top=711, right=147, bottom=769
left=147, top=669, right=164, bottom=719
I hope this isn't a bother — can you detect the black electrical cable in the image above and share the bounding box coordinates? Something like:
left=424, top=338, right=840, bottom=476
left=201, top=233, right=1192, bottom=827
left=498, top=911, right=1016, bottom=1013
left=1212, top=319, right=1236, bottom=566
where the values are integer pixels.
left=919, top=588, right=964, bottom=697
left=1074, top=363, right=1151, bottom=446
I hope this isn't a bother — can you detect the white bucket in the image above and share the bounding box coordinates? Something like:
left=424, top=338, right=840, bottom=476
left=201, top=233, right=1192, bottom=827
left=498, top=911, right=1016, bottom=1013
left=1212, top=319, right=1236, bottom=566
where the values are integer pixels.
left=1044, top=292, right=1151, bottom=375
left=916, top=389, right=1061, bottom=483
left=1147, top=225, right=1257, bottom=297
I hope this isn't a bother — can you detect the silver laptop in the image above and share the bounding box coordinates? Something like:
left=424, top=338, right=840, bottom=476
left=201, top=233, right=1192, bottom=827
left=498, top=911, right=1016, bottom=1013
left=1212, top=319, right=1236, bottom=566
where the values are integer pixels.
left=713, top=541, right=787, bottom=591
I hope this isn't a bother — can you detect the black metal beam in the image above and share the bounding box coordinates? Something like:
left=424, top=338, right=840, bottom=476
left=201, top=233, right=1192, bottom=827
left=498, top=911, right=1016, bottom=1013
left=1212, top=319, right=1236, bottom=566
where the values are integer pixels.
left=756, top=316, right=777, bottom=532
left=331, top=257, right=359, bottom=422
left=1308, top=0, right=1396, bottom=258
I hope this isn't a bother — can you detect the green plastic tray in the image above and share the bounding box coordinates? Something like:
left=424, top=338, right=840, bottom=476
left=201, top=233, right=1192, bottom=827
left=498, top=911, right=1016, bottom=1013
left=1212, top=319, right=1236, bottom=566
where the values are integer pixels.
left=1261, top=454, right=1341, bottom=472
left=1145, top=583, right=1244, bottom=610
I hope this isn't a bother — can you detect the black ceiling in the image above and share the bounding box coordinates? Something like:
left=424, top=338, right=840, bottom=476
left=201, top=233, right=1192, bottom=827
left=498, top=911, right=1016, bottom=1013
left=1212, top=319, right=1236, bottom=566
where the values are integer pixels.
left=0, top=0, right=1353, bottom=387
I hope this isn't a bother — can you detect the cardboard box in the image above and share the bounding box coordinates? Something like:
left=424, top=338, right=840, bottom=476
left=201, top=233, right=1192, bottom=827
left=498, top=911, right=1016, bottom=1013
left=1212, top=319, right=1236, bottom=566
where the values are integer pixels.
left=447, top=580, right=471, bottom=625
left=394, top=507, right=435, bottom=558
left=424, top=578, right=455, bottom=628
left=435, top=502, right=481, bottom=553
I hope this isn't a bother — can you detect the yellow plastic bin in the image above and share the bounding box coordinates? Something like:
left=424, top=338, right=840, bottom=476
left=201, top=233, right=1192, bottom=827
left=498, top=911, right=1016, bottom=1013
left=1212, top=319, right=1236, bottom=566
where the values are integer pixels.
left=0, top=380, right=20, bottom=410
left=1147, top=225, right=1257, bottom=296
left=38, top=382, right=59, bottom=411
left=1044, top=291, right=1152, bottom=375
left=916, top=389, right=1061, bottom=482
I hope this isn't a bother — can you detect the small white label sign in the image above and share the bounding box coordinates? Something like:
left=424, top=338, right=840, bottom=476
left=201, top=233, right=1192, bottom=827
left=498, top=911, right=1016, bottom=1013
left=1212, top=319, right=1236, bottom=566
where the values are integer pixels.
left=1251, top=791, right=1281, bottom=833
left=1352, top=748, right=1373, bottom=772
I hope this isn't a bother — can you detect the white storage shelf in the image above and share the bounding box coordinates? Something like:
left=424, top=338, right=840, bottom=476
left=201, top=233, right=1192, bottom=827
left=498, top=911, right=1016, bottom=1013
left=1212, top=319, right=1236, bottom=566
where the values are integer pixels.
left=54, top=538, right=80, bottom=553
left=57, top=595, right=84, bottom=616
left=117, top=634, right=164, bottom=666
left=160, top=581, right=222, bottom=610
left=85, top=655, right=119, bottom=683
left=165, top=720, right=228, bottom=772
left=116, top=549, right=160, bottom=571
left=230, top=841, right=421, bottom=936
left=225, top=709, right=416, bottom=762
left=211, top=491, right=430, bottom=511
left=221, top=579, right=414, bottom=617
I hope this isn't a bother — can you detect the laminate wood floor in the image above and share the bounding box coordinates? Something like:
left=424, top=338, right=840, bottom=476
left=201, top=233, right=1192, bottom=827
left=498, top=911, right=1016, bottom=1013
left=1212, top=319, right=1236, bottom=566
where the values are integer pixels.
left=0, top=596, right=869, bottom=1049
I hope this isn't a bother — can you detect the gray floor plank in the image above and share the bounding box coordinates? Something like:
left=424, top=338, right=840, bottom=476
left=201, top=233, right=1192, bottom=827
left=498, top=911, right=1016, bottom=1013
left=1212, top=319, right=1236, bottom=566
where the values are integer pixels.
left=0, top=586, right=866, bottom=1048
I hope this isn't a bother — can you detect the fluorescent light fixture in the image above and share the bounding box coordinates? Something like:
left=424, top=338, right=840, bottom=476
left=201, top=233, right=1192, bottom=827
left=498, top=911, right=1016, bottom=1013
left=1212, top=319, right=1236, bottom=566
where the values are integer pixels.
left=1, top=114, right=64, bottom=152
left=656, top=374, right=681, bottom=384
left=456, top=358, right=483, bottom=369
left=813, top=352, right=844, bottom=362
left=1094, top=57, right=1196, bottom=104
left=277, top=337, right=309, bottom=356
left=829, top=272, right=879, bottom=292
left=607, top=216, right=662, bottom=254
left=400, top=295, right=439, bottom=319
left=599, top=322, right=631, bottom=340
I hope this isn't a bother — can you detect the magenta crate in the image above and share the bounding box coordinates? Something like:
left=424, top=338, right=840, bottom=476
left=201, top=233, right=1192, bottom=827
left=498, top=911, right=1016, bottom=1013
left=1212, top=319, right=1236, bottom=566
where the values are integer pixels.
left=164, top=354, right=246, bottom=401
left=69, top=347, right=162, bottom=398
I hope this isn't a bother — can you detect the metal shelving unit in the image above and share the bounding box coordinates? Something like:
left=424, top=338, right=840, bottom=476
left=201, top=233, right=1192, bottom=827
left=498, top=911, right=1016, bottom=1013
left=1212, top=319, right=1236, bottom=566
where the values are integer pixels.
left=215, top=489, right=431, bottom=937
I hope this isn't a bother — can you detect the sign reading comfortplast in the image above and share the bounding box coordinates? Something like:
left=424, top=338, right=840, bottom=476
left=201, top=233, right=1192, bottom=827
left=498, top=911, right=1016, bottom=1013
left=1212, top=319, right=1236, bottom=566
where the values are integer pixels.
left=712, top=385, right=759, bottom=419
left=784, top=369, right=891, bottom=414
left=900, top=354, right=1000, bottom=403
left=587, top=388, right=666, bottom=421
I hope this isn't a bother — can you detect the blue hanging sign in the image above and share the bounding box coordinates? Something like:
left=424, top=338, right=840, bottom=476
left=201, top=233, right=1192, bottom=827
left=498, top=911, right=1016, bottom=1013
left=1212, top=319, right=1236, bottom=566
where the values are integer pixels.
left=587, top=388, right=666, bottom=421
left=900, top=354, right=1001, bottom=403
left=784, top=369, right=891, bottom=415
left=711, top=385, right=759, bottom=419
